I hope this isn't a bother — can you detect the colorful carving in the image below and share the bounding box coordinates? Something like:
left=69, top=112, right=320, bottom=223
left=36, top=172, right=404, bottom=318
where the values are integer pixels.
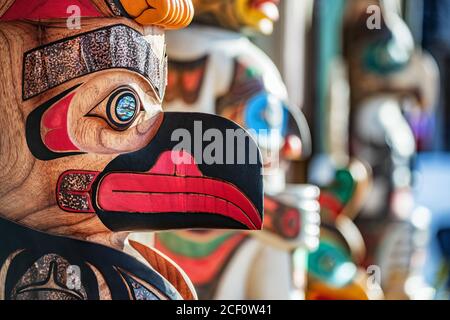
left=155, top=187, right=319, bottom=299
left=191, top=0, right=280, bottom=34
left=343, top=0, right=438, bottom=299
left=307, top=160, right=383, bottom=300
left=148, top=0, right=320, bottom=300
left=0, top=0, right=264, bottom=300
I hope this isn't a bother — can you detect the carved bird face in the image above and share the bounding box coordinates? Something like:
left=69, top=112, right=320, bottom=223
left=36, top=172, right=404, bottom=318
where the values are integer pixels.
left=191, top=0, right=280, bottom=34
left=0, top=17, right=263, bottom=242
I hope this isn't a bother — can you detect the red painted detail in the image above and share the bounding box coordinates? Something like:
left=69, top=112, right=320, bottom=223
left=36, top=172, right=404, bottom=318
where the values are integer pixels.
left=281, top=134, right=302, bottom=160
left=97, top=151, right=262, bottom=230
left=251, top=0, right=280, bottom=9
left=1, top=0, right=102, bottom=20
left=281, top=208, right=301, bottom=238
left=42, top=93, right=79, bottom=153
left=183, top=68, right=203, bottom=92
left=319, top=192, right=344, bottom=219
left=148, top=151, right=203, bottom=177
left=156, top=233, right=247, bottom=285
left=262, top=196, right=277, bottom=231
left=167, top=71, right=178, bottom=89
left=57, top=170, right=100, bottom=213
left=264, top=195, right=301, bottom=238
left=264, top=196, right=278, bottom=212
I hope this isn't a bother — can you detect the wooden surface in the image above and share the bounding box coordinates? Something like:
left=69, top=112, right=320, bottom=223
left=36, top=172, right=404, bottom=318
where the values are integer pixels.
left=0, top=18, right=165, bottom=248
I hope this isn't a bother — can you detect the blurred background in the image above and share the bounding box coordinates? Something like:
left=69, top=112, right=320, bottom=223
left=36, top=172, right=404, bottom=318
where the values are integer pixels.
left=160, top=0, right=450, bottom=300
left=250, top=0, right=450, bottom=299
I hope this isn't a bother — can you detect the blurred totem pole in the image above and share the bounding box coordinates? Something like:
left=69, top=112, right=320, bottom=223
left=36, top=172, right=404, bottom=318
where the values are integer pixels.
left=302, top=0, right=383, bottom=300
left=144, top=0, right=321, bottom=299
left=343, top=0, right=439, bottom=299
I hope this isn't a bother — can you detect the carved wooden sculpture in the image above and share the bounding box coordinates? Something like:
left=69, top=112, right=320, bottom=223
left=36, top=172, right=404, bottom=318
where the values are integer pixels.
left=307, top=160, right=383, bottom=300
left=0, top=0, right=264, bottom=300
left=146, top=0, right=321, bottom=299
left=343, top=0, right=438, bottom=299
left=190, top=0, right=279, bottom=35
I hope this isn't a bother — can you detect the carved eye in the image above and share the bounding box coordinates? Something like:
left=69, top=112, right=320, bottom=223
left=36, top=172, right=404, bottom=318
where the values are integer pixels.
left=106, top=88, right=140, bottom=130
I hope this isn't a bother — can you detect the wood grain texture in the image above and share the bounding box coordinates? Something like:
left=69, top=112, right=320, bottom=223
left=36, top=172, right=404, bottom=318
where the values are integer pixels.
left=0, top=0, right=14, bottom=16
left=0, top=18, right=164, bottom=249
left=129, top=240, right=197, bottom=300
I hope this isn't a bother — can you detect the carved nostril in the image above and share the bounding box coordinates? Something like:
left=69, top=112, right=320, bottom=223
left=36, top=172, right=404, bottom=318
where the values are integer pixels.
left=57, top=171, right=100, bottom=213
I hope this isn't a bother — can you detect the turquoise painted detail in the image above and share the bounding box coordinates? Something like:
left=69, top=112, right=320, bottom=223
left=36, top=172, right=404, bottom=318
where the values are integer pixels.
left=363, top=38, right=410, bottom=75
left=308, top=240, right=357, bottom=288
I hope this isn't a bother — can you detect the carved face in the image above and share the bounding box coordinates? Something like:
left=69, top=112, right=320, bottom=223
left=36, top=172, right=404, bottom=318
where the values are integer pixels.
left=0, top=18, right=263, bottom=241
left=191, top=0, right=280, bottom=34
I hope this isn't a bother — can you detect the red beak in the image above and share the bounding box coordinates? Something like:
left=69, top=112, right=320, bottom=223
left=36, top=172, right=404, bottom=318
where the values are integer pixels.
left=58, top=151, right=262, bottom=230
left=95, top=151, right=261, bottom=230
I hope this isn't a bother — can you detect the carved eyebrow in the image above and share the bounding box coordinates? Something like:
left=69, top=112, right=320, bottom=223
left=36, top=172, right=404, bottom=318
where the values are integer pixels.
left=22, top=24, right=167, bottom=101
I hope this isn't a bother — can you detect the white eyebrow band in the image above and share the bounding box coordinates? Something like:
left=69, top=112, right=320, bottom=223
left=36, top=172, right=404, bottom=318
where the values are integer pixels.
left=23, top=24, right=167, bottom=101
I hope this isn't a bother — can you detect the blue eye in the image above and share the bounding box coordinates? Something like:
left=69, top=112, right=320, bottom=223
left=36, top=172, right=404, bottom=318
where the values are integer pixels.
left=116, top=94, right=137, bottom=121
left=106, top=88, right=140, bottom=130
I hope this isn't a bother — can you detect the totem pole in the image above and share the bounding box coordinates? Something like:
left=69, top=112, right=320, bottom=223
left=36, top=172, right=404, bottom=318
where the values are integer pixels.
left=343, top=0, right=438, bottom=299
left=0, top=0, right=264, bottom=300
left=150, top=0, right=321, bottom=299
left=307, top=160, right=384, bottom=300
left=305, top=1, right=381, bottom=299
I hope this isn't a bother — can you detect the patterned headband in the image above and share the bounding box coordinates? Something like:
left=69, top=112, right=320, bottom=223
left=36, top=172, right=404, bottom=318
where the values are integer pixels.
left=0, top=1, right=193, bottom=29
left=23, top=24, right=167, bottom=101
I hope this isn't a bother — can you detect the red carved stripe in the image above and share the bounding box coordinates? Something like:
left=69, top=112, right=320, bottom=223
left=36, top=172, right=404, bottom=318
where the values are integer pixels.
left=42, top=93, right=79, bottom=153
left=182, top=68, right=204, bottom=92
left=156, top=233, right=247, bottom=285
left=319, top=192, right=344, bottom=219
left=1, top=0, right=101, bottom=20
left=97, top=151, right=262, bottom=229
left=281, top=208, right=301, bottom=238
left=148, top=151, right=203, bottom=177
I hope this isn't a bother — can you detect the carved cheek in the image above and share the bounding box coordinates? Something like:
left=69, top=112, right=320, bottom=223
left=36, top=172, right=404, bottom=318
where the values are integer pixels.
left=69, top=113, right=163, bottom=154
left=41, top=93, right=80, bottom=153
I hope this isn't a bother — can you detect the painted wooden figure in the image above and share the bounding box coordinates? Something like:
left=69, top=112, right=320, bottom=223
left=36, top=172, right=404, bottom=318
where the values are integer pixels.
left=343, top=0, right=438, bottom=299
left=144, top=0, right=322, bottom=300
left=0, top=0, right=265, bottom=300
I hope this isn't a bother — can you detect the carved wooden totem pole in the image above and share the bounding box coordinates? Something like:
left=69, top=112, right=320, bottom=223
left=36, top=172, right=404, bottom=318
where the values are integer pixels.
left=343, top=0, right=438, bottom=299
left=308, top=160, right=385, bottom=300
left=0, top=0, right=265, bottom=300
left=150, top=0, right=321, bottom=299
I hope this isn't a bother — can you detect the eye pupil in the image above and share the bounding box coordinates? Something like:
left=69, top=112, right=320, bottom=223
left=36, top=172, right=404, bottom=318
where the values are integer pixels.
left=116, top=94, right=137, bottom=121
